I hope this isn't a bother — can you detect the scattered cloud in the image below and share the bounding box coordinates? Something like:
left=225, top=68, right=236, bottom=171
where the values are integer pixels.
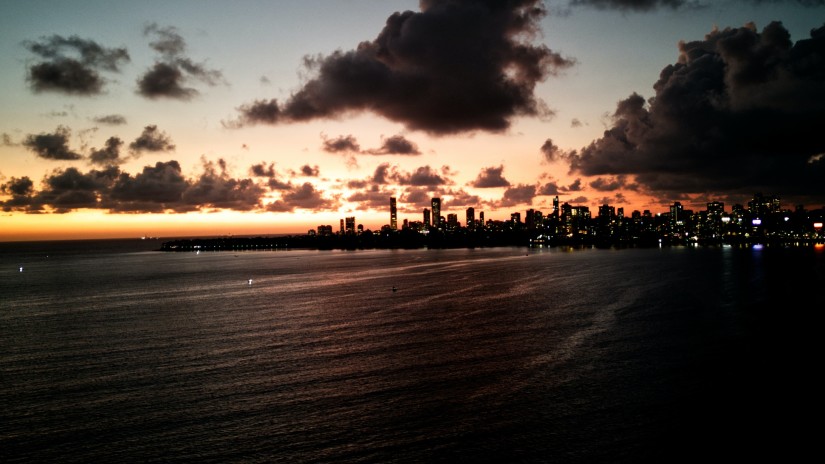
left=232, top=0, right=574, bottom=134
left=92, top=114, right=127, bottom=125
left=300, top=164, right=320, bottom=177
left=23, top=126, right=83, bottom=160
left=569, top=22, right=825, bottom=204
left=321, top=134, right=361, bottom=153
left=363, top=135, right=421, bottom=155
left=2, top=133, right=19, bottom=147
left=89, top=136, right=125, bottom=165
left=137, top=23, right=225, bottom=100
left=129, top=125, right=175, bottom=154
left=23, top=34, right=130, bottom=95
left=470, top=165, right=511, bottom=188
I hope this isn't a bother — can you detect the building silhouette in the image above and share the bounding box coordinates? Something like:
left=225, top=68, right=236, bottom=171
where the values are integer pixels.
left=431, top=198, right=441, bottom=228
left=390, top=197, right=398, bottom=231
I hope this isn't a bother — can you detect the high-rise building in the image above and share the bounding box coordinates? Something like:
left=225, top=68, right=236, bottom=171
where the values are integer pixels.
left=479, top=211, right=484, bottom=227
left=345, top=216, right=356, bottom=234
left=339, top=218, right=344, bottom=234
left=431, top=198, right=441, bottom=228
left=390, top=197, right=398, bottom=230
left=466, top=207, right=475, bottom=229
left=553, top=196, right=560, bottom=218
left=423, top=208, right=431, bottom=227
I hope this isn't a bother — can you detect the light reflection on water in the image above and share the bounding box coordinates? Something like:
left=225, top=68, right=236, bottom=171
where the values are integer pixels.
left=1, top=244, right=823, bottom=463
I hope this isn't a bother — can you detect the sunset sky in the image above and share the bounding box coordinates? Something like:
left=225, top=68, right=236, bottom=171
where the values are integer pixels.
left=1, top=0, right=824, bottom=241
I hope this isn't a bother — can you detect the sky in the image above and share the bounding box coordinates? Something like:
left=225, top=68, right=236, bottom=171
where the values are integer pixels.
left=1, top=0, right=824, bottom=241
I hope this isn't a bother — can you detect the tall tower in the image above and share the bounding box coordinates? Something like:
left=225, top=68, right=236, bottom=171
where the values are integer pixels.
left=423, top=208, right=431, bottom=227
left=553, top=195, right=560, bottom=218
left=431, top=197, right=441, bottom=228
left=390, top=197, right=398, bottom=230
left=466, top=207, right=475, bottom=230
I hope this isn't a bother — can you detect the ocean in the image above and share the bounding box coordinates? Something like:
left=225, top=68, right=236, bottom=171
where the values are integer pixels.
left=1, top=240, right=823, bottom=463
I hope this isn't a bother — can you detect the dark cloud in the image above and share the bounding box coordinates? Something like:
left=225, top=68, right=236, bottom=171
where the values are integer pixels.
left=266, top=182, right=338, bottom=212
left=23, top=35, right=129, bottom=95
left=364, top=135, right=421, bottom=155
left=470, top=165, right=511, bottom=188
left=249, top=162, right=292, bottom=190
left=538, top=181, right=561, bottom=195
left=589, top=175, right=634, bottom=191
left=571, top=118, right=583, bottom=128
left=109, top=161, right=188, bottom=212
left=129, top=125, right=175, bottom=154
left=91, top=114, right=127, bottom=126
left=569, top=195, right=589, bottom=204
left=300, top=165, right=320, bottom=177
left=23, top=126, right=83, bottom=160
left=89, top=136, right=125, bottom=166
left=137, top=23, right=225, bottom=100
left=233, top=0, right=574, bottom=134
left=497, top=183, right=537, bottom=207
left=541, top=138, right=563, bottom=162
left=372, top=163, right=394, bottom=184
left=569, top=22, right=825, bottom=205
left=180, top=158, right=266, bottom=211
left=565, top=179, right=583, bottom=191
left=0, top=177, right=36, bottom=212
left=1, top=176, right=34, bottom=196
left=397, top=165, right=450, bottom=186
left=346, top=184, right=395, bottom=211
left=321, top=134, right=361, bottom=153
left=37, top=166, right=120, bottom=212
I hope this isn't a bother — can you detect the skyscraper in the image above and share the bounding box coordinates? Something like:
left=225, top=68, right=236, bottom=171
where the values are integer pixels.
left=390, top=197, right=397, bottom=230
left=431, top=197, right=441, bottom=228
left=345, top=216, right=356, bottom=234
left=423, top=208, right=431, bottom=227
left=466, top=207, right=475, bottom=230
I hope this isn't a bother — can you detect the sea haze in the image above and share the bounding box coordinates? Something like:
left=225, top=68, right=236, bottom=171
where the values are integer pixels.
left=1, top=243, right=823, bottom=463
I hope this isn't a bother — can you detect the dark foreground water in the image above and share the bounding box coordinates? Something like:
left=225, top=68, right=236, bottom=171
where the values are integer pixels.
left=1, top=241, right=823, bottom=463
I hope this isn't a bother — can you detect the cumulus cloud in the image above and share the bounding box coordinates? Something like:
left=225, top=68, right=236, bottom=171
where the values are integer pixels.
left=129, top=125, right=175, bottom=154
left=92, top=114, right=127, bottom=125
left=538, top=181, right=561, bottom=195
left=23, top=126, right=83, bottom=160
left=137, top=23, right=225, bottom=100
left=233, top=0, right=574, bottom=134
left=569, top=22, right=825, bottom=205
left=540, top=138, right=566, bottom=162
left=89, top=136, right=125, bottom=165
left=470, top=165, right=511, bottom=188
left=23, top=35, right=129, bottom=95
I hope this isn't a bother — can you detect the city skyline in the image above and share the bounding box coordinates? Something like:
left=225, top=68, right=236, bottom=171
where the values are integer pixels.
left=2, top=1, right=824, bottom=241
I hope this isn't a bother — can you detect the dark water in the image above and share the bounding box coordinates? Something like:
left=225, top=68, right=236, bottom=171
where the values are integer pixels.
left=1, top=242, right=823, bottom=463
